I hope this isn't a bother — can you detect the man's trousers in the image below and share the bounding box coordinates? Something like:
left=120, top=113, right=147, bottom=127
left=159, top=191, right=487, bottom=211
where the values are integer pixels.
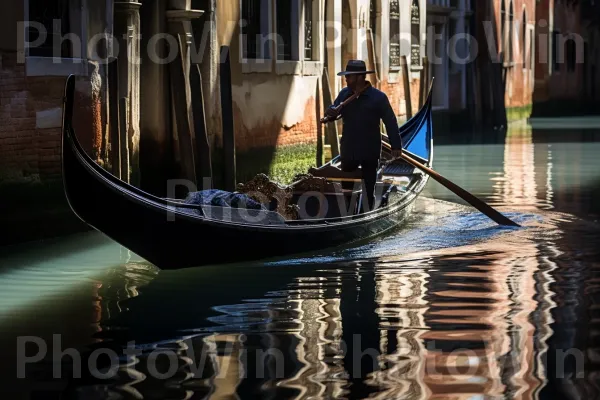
left=340, top=159, right=379, bottom=212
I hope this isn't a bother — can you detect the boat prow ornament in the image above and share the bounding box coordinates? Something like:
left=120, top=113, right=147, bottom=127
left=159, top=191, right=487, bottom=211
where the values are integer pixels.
left=236, top=173, right=300, bottom=220
left=235, top=173, right=346, bottom=220
left=289, top=173, right=342, bottom=193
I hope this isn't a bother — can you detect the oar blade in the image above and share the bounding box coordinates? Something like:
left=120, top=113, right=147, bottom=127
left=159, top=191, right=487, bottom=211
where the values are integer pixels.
left=399, top=153, right=520, bottom=227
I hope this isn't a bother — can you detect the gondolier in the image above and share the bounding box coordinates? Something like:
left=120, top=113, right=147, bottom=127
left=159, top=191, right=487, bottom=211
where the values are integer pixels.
left=325, top=60, right=404, bottom=212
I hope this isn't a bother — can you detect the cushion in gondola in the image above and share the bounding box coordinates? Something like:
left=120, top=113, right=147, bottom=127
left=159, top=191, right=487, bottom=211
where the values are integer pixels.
left=184, top=189, right=267, bottom=210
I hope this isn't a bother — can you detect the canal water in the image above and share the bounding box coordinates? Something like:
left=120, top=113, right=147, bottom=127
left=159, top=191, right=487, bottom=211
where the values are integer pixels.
left=1, top=121, right=599, bottom=399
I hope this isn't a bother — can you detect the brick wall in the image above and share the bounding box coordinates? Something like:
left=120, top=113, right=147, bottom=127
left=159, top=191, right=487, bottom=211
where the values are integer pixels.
left=230, top=75, right=423, bottom=155
left=379, top=80, right=402, bottom=116
left=546, top=1, right=584, bottom=101
left=533, top=0, right=588, bottom=105
left=0, top=53, right=101, bottom=183
left=379, top=74, right=422, bottom=118
left=273, top=97, right=319, bottom=147
left=232, top=95, right=319, bottom=153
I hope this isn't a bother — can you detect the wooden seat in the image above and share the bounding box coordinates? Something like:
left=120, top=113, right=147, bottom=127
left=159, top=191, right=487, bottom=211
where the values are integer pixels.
left=308, top=165, right=364, bottom=181
left=381, top=160, right=417, bottom=176
left=309, top=160, right=415, bottom=182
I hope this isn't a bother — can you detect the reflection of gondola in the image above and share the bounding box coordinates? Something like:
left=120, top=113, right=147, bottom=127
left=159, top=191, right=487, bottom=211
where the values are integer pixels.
left=61, top=75, right=434, bottom=269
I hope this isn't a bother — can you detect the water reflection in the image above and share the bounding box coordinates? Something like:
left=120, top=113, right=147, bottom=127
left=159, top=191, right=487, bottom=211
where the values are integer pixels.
left=19, top=211, right=590, bottom=400
left=427, top=123, right=600, bottom=218
left=1, top=122, right=599, bottom=399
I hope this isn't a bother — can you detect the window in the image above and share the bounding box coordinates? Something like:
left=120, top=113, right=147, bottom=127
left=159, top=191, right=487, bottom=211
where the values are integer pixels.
left=389, top=0, right=400, bottom=69
left=23, top=0, right=89, bottom=76
left=566, top=37, right=576, bottom=72
left=276, top=0, right=293, bottom=60
left=304, top=0, right=314, bottom=60
left=241, top=0, right=263, bottom=59
left=410, top=0, right=421, bottom=68
left=552, top=30, right=560, bottom=71
left=28, top=0, right=72, bottom=57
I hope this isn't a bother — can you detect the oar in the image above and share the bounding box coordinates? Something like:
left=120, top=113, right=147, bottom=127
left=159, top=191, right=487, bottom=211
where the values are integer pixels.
left=320, top=82, right=371, bottom=123
left=382, top=142, right=520, bottom=227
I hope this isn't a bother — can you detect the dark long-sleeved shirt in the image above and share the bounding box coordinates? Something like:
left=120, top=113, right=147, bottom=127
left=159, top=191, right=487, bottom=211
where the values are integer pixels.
left=330, top=84, right=402, bottom=161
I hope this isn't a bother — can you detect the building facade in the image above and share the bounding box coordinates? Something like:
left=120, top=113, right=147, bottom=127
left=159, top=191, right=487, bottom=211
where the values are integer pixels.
left=532, top=0, right=600, bottom=116
left=470, top=0, right=537, bottom=129
left=0, top=0, right=432, bottom=189
left=0, top=0, right=115, bottom=244
left=496, top=0, right=537, bottom=110
left=0, top=0, right=111, bottom=183
left=425, top=0, right=473, bottom=112
left=0, top=0, right=431, bottom=243
left=214, top=0, right=428, bottom=181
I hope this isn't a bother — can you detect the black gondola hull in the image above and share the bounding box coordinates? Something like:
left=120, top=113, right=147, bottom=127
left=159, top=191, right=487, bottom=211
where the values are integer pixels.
left=61, top=76, right=433, bottom=270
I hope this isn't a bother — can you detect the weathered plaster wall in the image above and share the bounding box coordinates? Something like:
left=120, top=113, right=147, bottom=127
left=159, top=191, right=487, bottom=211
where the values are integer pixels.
left=231, top=75, right=319, bottom=152
left=213, top=0, right=427, bottom=155
left=215, top=0, right=323, bottom=152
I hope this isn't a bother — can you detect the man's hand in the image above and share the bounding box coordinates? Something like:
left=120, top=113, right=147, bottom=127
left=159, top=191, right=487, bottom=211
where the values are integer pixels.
left=391, top=148, right=403, bottom=159
left=325, top=106, right=340, bottom=118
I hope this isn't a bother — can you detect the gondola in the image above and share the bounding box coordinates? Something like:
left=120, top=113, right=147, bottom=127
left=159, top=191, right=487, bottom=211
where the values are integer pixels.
left=61, top=75, right=434, bottom=270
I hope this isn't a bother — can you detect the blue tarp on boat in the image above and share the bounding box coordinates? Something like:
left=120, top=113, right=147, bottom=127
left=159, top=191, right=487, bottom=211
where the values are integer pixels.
left=184, top=189, right=267, bottom=210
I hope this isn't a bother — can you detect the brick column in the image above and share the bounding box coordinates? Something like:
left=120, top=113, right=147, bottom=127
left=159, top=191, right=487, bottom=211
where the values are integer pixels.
left=114, top=0, right=142, bottom=185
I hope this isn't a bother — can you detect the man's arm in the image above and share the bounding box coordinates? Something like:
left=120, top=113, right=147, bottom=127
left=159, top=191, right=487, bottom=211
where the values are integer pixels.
left=332, top=87, right=350, bottom=107
left=325, top=87, right=350, bottom=118
left=380, top=95, right=402, bottom=149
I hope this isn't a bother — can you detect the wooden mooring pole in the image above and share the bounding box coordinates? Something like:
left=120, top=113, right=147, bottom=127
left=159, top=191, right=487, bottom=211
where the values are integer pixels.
left=322, top=67, right=339, bottom=158
left=316, top=76, right=324, bottom=167
left=190, top=64, right=213, bottom=190
left=418, top=56, right=429, bottom=109
left=401, top=55, right=412, bottom=119
left=168, top=34, right=197, bottom=185
left=220, top=46, right=236, bottom=192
